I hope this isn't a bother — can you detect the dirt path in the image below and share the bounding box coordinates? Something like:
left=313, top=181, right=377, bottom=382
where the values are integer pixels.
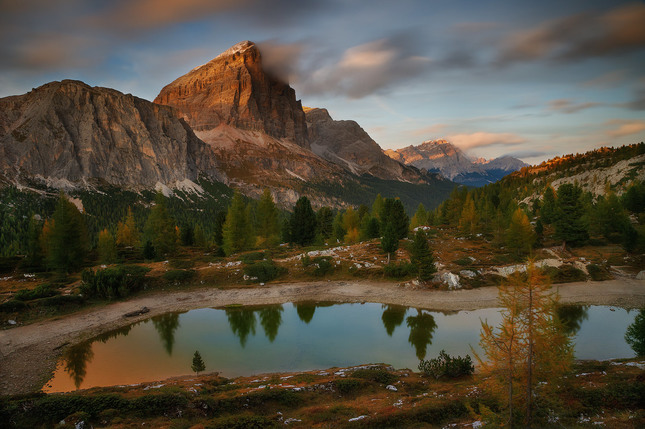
left=1, top=278, right=644, bottom=396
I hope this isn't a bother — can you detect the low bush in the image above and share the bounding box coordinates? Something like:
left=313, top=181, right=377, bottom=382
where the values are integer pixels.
left=14, top=283, right=59, bottom=301
left=334, top=379, right=364, bottom=395
left=587, top=264, right=612, bottom=281
left=543, top=265, right=587, bottom=283
left=383, top=262, right=416, bottom=278
left=418, top=350, right=474, bottom=380
left=80, top=265, right=150, bottom=300
left=243, top=261, right=287, bottom=283
left=240, top=252, right=265, bottom=263
left=453, top=257, right=473, bottom=266
left=163, top=269, right=196, bottom=284
left=36, top=294, right=85, bottom=308
left=0, top=299, right=28, bottom=313
left=169, top=259, right=195, bottom=269
left=312, top=256, right=334, bottom=277
left=351, top=368, right=397, bottom=385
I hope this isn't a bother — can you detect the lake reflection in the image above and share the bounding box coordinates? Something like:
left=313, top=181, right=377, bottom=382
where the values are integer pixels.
left=44, top=303, right=637, bottom=393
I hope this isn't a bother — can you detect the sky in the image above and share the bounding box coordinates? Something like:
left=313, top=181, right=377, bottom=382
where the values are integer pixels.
left=1, top=0, right=644, bottom=165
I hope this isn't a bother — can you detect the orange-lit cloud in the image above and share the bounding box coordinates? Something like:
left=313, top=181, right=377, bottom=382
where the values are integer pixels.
left=448, top=132, right=525, bottom=150
left=605, top=119, right=645, bottom=137
left=548, top=98, right=603, bottom=114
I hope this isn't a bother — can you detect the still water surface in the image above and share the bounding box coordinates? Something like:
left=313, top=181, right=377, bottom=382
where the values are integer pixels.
left=44, top=303, right=638, bottom=392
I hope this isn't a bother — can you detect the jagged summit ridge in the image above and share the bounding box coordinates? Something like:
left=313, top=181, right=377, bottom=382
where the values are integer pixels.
left=155, top=41, right=308, bottom=147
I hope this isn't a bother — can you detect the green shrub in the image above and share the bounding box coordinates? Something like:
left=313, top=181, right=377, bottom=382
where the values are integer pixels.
left=80, top=265, right=149, bottom=300
left=163, top=269, right=196, bottom=284
left=36, top=294, right=85, bottom=308
left=544, top=265, right=587, bottom=283
left=351, top=368, right=397, bottom=385
left=169, top=259, right=195, bottom=269
left=453, top=257, right=473, bottom=266
left=240, top=252, right=265, bottom=263
left=383, top=262, right=416, bottom=278
left=334, top=378, right=364, bottom=394
left=418, top=350, right=474, bottom=380
left=0, top=299, right=28, bottom=313
left=587, top=264, right=612, bottom=281
left=312, top=256, right=334, bottom=277
left=243, top=260, right=287, bottom=283
left=14, top=283, right=59, bottom=301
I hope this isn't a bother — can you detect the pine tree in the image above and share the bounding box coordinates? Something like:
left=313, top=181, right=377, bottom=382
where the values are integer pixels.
left=540, top=186, right=557, bottom=225
left=554, top=184, right=589, bottom=248
left=256, top=189, right=280, bottom=247
left=381, top=222, right=399, bottom=264
left=222, top=192, right=253, bottom=255
left=475, top=262, right=573, bottom=427
left=316, top=207, right=334, bottom=239
left=410, top=230, right=437, bottom=281
left=98, top=229, right=117, bottom=264
left=193, top=224, right=206, bottom=248
left=143, top=193, right=177, bottom=256
left=372, top=194, right=385, bottom=220
left=24, top=215, right=44, bottom=268
left=625, top=309, right=645, bottom=356
left=289, top=196, right=317, bottom=246
left=332, top=212, right=346, bottom=242
left=46, top=192, right=89, bottom=272
left=381, top=198, right=409, bottom=240
left=359, top=214, right=380, bottom=240
left=506, top=208, right=536, bottom=256
left=116, top=207, right=139, bottom=248
left=191, top=350, right=206, bottom=374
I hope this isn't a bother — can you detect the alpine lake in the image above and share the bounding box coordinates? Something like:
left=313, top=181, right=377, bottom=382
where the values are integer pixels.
left=44, top=303, right=639, bottom=392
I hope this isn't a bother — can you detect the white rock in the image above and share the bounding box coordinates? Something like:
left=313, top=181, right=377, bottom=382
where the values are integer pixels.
left=636, top=270, right=645, bottom=280
left=7, top=320, right=17, bottom=325
left=459, top=270, right=477, bottom=279
left=348, top=415, right=368, bottom=422
left=441, top=272, right=461, bottom=290
left=386, top=385, right=398, bottom=391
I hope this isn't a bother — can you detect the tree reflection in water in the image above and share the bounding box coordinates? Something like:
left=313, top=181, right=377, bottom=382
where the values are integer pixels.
left=625, top=308, right=645, bottom=356
left=381, top=305, right=407, bottom=336
left=295, top=303, right=316, bottom=324
left=259, top=305, right=284, bottom=342
left=406, top=310, right=437, bottom=360
left=152, top=313, right=181, bottom=356
left=557, top=305, right=589, bottom=336
left=226, top=308, right=257, bottom=347
left=63, top=341, right=94, bottom=390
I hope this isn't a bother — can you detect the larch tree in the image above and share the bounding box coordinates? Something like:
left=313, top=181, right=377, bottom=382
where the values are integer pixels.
left=506, top=208, right=536, bottom=256
left=143, top=192, right=177, bottom=257
left=475, top=262, right=573, bottom=427
left=116, top=207, right=139, bottom=248
left=256, top=188, right=281, bottom=247
left=222, top=192, right=253, bottom=255
left=342, top=207, right=360, bottom=243
left=98, top=229, right=117, bottom=264
left=410, top=203, right=428, bottom=230
left=459, top=194, right=479, bottom=237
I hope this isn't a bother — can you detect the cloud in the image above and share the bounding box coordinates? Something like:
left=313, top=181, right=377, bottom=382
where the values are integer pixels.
left=256, top=40, right=305, bottom=84
left=605, top=119, right=645, bottom=137
left=582, top=70, right=627, bottom=88
left=447, top=132, right=526, bottom=150
left=297, top=35, right=431, bottom=98
left=622, top=79, right=645, bottom=110
left=498, top=3, right=645, bottom=64
left=548, top=98, right=603, bottom=114
left=504, top=149, right=550, bottom=159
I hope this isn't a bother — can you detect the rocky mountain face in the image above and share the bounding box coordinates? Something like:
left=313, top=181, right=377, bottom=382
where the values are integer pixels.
left=155, top=41, right=308, bottom=148
left=305, top=107, right=431, bottom=183
left=0, top=80, right=221, bottom=190
left=386, top=139, right=526, bottom=187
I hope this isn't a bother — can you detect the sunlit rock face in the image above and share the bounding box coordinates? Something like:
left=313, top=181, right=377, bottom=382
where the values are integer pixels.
left=0, top=80, right=221, bottom=188
left=155, top=41, right=308, bottom=148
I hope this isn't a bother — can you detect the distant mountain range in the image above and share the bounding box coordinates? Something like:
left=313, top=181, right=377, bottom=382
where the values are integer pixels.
left=385, top=139, right=527, bottom=187
left=0, top=40, right=523, bottom=212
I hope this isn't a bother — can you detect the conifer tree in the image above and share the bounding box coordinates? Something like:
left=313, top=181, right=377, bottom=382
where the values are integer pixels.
left=475, top=262, right=573, bottom=427
left=143, top=193, right=177, bottom=256
left=332, top=212, right=346, bottom=242
left=342, top=207, right=360, bottom=243
left=98, top=229, right=117, bottom=264
left=191, top=350, right=206, bottom=374
left=46, top=193, right=89, bottom=272
left=316, top=207, right=334, bottom=239
left=506, top=208, right=536, bottom=256
left=25, top=215, right=44, bottom=268
left=381, top=198, right=409, bottom=240
left=193, top=224, right=206, bottom=248
left=372, top=194, right=385, bottom=220
left=540, top=186, right=557, bottom=225
left=410, top=230, right=437, bottom=281
left=359, top=214, right=380, bottom=240
left=554, top=184, right=588, bottom=248
left=381, top=222, right=399, bottom=264
left=290, top=196, right=317, bottom=246
left=256, top=189, right=280, bottom=247
left=116, top=207, right=139, bottom=248
left=222, top=192, right=253, bottom=255
left=213, top=210, right=227, bottom=246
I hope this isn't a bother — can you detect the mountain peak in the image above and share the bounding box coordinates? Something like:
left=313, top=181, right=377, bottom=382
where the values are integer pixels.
left=155, top=41, right=308, bottom=147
